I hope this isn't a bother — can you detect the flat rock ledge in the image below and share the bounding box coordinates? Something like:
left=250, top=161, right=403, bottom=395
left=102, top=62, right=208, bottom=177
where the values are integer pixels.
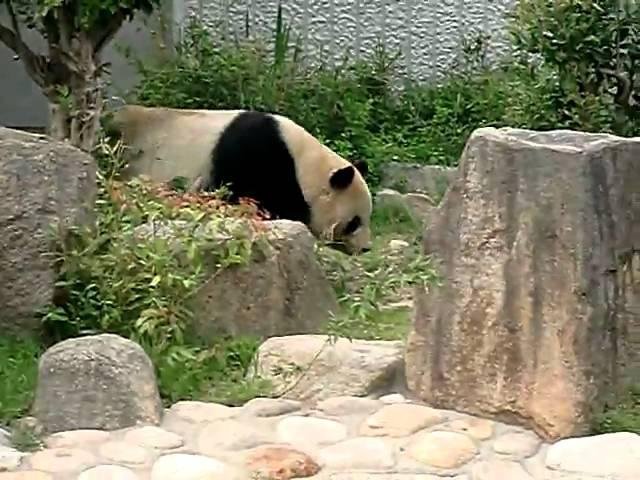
left=2, top=395, right=638, bottom=480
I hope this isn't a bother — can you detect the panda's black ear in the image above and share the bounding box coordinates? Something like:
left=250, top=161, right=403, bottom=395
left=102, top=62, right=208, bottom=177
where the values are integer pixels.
left=352, top=159, right=368, bottom=176
left=330, top=166, right=356, bottom=190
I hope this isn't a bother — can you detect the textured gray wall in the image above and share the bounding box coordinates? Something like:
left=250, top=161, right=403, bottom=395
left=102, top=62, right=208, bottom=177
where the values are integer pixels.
left=0, top=5, right=173, bottom=129
left=180, top=0, right=516, bottom=82
left=1, top=0, right=517, bottom=128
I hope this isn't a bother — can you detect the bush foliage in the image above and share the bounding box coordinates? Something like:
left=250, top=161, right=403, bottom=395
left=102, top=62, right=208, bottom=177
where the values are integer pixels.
left=128, top=2, right=639, bottom=188
left=593, top=384, right=640, bottom=434
left=41, top=138, right=272, bottom=405
left=510, top=0, right=639, bottom=133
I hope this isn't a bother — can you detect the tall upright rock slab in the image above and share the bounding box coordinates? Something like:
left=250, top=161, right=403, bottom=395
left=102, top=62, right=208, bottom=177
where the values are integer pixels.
left=0, top=128, right=96, bottom=334
left=405, top=127, right=640, bottom=441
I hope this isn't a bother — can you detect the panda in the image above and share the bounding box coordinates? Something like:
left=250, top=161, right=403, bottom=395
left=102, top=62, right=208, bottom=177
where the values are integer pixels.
left=109, top=105, right=373, bottom=255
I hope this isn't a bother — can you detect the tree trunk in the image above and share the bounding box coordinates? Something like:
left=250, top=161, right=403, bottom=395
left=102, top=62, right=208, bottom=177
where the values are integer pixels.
left=46, top=83, right=103, bottom=153
left=45, top=36, right=104, bottom=153
left=48, top=102, right=71, bottom=142
left=69, top=76, right=104, bottom=153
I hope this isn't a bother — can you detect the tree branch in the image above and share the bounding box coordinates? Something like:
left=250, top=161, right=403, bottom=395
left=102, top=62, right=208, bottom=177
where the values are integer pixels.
left=0, top=1, right=47, bottom=89
left=5, top=0, right=31, bottom=60
left=600, top=68, right=637, bottom=110
left=54, top=3, right=74, bottom=53
left=92, top=10, right=127, bottom=53
left=42, top=10, right=60, bottom=47
left=0, top=21, right=19, bottom=52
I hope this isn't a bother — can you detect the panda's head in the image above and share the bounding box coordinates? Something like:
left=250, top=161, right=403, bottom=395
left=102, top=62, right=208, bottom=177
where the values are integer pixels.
left=308, top=158, right=372, bottom=255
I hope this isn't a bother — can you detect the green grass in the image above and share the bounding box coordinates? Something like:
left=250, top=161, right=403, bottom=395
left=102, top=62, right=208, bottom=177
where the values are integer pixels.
left=319, top=200, right=433, bottom=342
left=155, top=335, right=271, bottom=407
left=0, top=336, right=41, bottom=425
left=370, top=201, right=423, bottom=239
left=329, top=306, right=413, bottom=341
left=9, top=420, right=43, bottom=452
left=593, top=384, right=640, bottom=434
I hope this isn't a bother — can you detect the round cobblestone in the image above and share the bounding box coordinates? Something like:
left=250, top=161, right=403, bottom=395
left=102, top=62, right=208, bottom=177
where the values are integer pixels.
left=407, top=431, right=478, bottom=469
left=361, top=404, right=445, bottom=437
left=44, top=430, right=110, bottom=449
left=277, top=416, right=348, bottom=446
left=319, top=437, right=396, bottom=470
left=99, top=441, right=151, bottom=465
left=29, top=447, right=96, bottom=473
left=124, top=426, right=183, bottom=450
left=493, top=430, right=541, bottom=458
left=3, top=394, right=636, bottom=480
left=150, top=453, right=240, bottom=480
left=169, top=401, right=236, bottom=422
left=78, top=465, right=140, bottom=480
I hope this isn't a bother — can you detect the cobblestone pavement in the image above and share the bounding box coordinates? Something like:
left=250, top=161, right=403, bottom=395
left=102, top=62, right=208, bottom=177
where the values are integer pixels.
left=1, top=393, right=638, bottom=480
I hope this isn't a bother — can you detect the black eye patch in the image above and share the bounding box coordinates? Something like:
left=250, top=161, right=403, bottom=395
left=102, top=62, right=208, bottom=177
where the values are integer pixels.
left=343, top=216, right=361, bottom=235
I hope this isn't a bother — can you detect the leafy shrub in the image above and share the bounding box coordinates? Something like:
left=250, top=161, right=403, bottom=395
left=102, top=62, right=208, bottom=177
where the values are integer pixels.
left=40, top=137, right=272, bottom=405
left=128, top=20, right=519, bottom=183
left=509, top=0, right=640, bottom=134
left=127, top=2, right=640, bottom=187
left=318, top=202, right=440, bottom=341
left=132, top=19, right=635, bottom=191
left=129, top=21, right=392, bottom=184
left=593, top=384, right=640, bottom=434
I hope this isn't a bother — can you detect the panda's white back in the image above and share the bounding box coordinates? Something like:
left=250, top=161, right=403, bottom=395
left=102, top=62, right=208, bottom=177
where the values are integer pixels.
left=114, top=106, right=244, bottom=184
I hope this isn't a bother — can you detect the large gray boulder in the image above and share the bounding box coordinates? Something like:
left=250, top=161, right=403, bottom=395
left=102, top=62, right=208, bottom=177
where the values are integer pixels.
left=405, top=127, right=640, bottom=441
left=0, top=128, right=96, bottom=334
left=134, top=219, right=338, bottom=340
left=545, top=431, right=640, bottom=479
left=33, top=333, right=163, bottom=434
left=249, top=335, right=405, bottom=402
left=380, top=162, right=456, bottom=200
left=375, top=188, right=436, bottom=224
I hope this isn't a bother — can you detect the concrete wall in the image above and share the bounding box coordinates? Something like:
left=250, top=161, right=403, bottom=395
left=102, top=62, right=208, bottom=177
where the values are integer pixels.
left=1, top=0, right=516, bottom=128
left=0, top=3, right=174, bottom=129
left=180, top=0, right=516, bottom=82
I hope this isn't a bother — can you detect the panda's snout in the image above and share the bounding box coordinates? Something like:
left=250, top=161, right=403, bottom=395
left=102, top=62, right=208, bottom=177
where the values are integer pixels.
left=325, top=240, right=369, bottom=256
left=348, top=242, right=371, bottom=255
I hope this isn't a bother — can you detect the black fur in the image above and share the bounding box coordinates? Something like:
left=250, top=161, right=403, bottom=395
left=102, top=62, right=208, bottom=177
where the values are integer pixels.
left=352, top=159, right=368, bottom=176
left=330, top=166, right=355, bottom=190
left=206, top=111, right=311, bottom=224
